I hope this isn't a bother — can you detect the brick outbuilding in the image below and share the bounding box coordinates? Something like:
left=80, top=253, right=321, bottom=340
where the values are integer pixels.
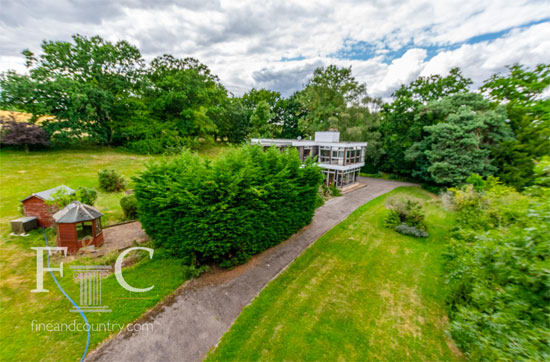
left=21, top=185, right=75, bottom=227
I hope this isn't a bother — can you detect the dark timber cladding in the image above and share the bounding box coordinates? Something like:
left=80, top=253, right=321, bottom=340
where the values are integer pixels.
left=251, top=130, right=367, bottom=188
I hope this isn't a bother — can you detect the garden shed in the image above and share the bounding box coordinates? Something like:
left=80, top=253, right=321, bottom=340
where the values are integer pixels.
left=21, top=185, right=75, bottom=227
left=53, top=201, right=104, bottom=253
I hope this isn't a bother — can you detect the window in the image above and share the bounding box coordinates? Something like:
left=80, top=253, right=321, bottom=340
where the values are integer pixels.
left=95, top=219, right=102, bottom=235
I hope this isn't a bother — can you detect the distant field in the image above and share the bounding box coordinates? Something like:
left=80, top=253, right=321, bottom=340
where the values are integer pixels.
left=0, top=109, right=55, bottom=124
left=0, top=145, right=226, bottom=362
left=206, top=187, right=463, bottom=362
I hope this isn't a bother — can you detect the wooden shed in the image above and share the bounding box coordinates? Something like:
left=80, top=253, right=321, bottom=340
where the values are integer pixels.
left=21, top=185, right=75, bottom=227
left=53, top=201, right=104, bottom=254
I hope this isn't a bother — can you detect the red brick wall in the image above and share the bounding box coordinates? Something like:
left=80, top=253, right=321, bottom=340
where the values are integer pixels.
left=22, top=197, right=58, bottom=227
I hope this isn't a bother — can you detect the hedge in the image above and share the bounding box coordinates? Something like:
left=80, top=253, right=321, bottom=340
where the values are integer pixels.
left=133, top=145, right=323, bottom=267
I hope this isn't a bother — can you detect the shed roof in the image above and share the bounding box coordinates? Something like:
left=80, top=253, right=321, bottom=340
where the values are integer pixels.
left=53, top=201, right=103, bottom=224
left=22, top=185, right=75, bottom=202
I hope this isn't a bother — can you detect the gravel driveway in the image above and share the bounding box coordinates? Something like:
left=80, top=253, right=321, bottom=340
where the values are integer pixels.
left=86, top=177, right=416, bottom=362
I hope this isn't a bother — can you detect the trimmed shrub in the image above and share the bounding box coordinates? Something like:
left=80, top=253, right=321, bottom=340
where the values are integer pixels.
left=133, top=145, right=323, bottom=267
left=98, top=169, right=126, bottom=192
left=76, top=187, right=98, bottom=205
left=120, top=194, right=138, bottom=220
left=395, top=223, right=428, bottom=238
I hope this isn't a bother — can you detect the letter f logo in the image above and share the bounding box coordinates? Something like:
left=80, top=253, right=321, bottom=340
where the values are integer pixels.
left=31, top=247, right=67, bottom=293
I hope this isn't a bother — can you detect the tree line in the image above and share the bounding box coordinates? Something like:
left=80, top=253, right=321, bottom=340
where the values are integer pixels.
left=1, top=34, right=548, bottom=190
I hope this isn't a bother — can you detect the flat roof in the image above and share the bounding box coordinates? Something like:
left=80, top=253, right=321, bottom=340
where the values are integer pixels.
left=250, top=138, right=367, bottom=147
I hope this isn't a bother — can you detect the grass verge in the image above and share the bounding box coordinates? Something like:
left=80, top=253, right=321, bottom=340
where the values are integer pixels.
left=206, top=187, right=464, bottom=362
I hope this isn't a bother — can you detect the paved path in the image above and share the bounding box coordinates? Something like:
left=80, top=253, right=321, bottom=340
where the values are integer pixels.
left=86, top=177, right=416, bottom=362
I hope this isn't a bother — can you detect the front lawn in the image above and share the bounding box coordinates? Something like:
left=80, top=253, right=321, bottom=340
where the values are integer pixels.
left=206, top=187, right=464, bottom=361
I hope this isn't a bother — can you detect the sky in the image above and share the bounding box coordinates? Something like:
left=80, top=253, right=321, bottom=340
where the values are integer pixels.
left=0, top=0, right=549, bottom=99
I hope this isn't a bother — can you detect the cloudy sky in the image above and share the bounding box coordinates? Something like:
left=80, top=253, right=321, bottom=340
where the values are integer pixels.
left=1, top=0, right=549, bottom=99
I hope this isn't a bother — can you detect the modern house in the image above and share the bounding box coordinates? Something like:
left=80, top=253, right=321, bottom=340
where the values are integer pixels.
left=21, top=185, right=75, bottom=227
left=251, top=131, right=367, bottom=188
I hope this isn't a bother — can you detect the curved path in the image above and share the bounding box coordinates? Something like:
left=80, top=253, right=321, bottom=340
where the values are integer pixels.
left=86, top=177, right=416, bottom=362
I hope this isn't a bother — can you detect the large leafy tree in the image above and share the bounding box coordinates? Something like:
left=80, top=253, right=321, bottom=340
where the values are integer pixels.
left=274, top=93, right=305, bottom=139
left=241, top=88, right=281, bottom=137
left=297, top=65, right=366, bottom=136
left=379, top=68, right=473, bottom=176
left=0, top=34, right=145, bottom=145
left=481, top=64, right=550, bottom=189
left=144, top=55, right=227, bottom=140
left=406, top=93, right=513, bottom=186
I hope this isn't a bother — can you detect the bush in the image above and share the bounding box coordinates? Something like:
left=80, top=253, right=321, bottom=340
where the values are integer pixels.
left=120, top=194, right=138, bottom=220
left=0, top=116, right=49, bottom=152
left=181, top=265, right=210, bottom=279
left=383, top=210, right=401, bottom=228
left=329, top=183, right=341, bottom=196
left=46, top=188, right=76, bottom=208
left=385, top=198, right=427, bottom=231
left=395, top=223, right=428, bottom=238
left=444, top=182, right=550, bottom=361
left=76, top=187, right=98, bottom=205
left=98, top=169, right=126, bottom=192
left=133, top=145, right=323, bottom=267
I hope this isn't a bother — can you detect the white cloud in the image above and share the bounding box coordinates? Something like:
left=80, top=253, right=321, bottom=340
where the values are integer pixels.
left=0, top=0, right=548, bottom=99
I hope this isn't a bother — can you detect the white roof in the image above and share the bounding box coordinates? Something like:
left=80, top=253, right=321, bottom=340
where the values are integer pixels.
left=250, top=138, right=367, bottom=147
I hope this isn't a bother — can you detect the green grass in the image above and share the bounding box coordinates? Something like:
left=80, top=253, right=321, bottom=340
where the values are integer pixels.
left=206, top=187, right=464, bottom=362
left=0, top=145, right=226, bottom=362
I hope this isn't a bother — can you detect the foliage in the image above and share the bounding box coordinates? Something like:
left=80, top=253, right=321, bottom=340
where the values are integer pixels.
left=181, top=264, right=210, bottom=279
left=406, top=93, right=513, bottom=186
left=378, top=68, right=473, bottom=176
left=76, top=186, right=98, bottom=206
left=249, top=100, right=274, bottom=137
left=0, top=116, right=49, bottom=152
left=0, top=35, right=145, bottom=146
left=98, top=169, right=127, bottom=192
left=481, top=64, right=550, bottom=189
left=395, top=223, right=428, bottom=238
left=45, top=188, right=76, bottom=208
left=297, top=65, right=367, bottom=136
left=383, top=210, right=401, bottom=228
left=444, top=180, right=550, bottom=361
left=384, top=198, right=427, bottom=230
left=465, top=173, right=485, bottom=191
left=329, top=183, right=340, bottom=196
left=120, top=194, right=138, bottom=220
left=141, top=55, right=226, bottom=143
left=133, top=145, right=323, bottom=267
left=0, top=35, right=229, bottom=152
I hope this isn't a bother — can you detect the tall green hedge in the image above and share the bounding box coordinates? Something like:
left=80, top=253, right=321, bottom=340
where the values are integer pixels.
left=133, top=145, right=323, bottom=267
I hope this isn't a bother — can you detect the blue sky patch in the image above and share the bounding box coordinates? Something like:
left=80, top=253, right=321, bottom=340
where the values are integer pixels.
left=327, top=18, right=549, bottom=64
